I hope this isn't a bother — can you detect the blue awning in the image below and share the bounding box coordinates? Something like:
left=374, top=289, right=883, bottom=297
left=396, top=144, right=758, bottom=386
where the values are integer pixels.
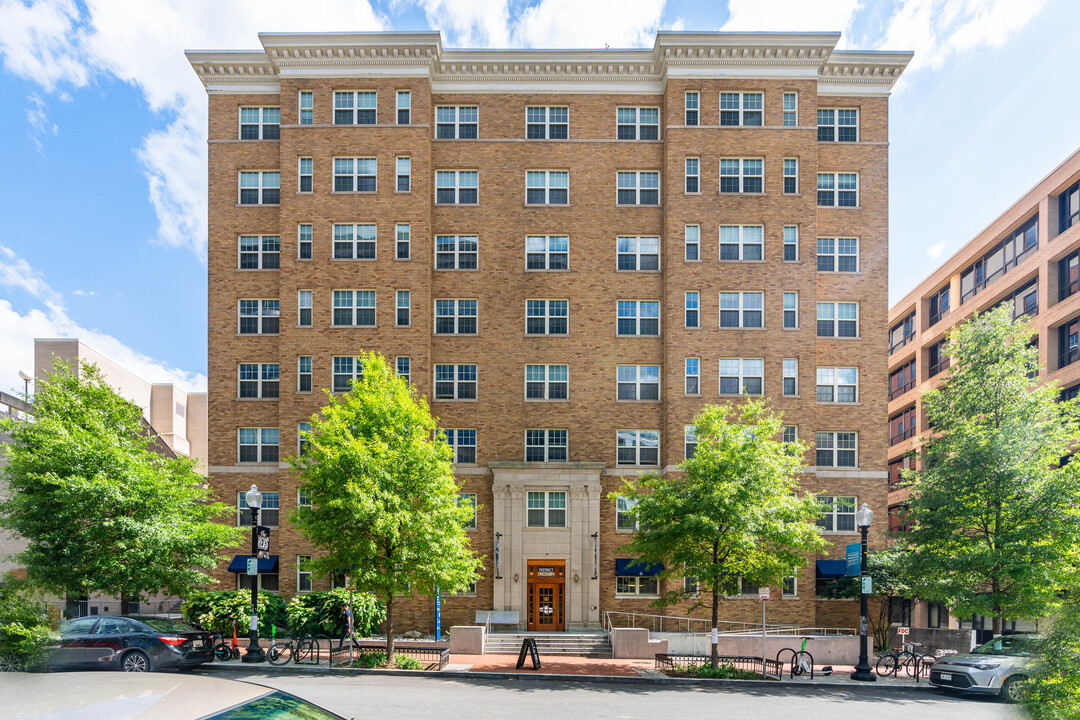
left=227, top=555, right=279, bottom=573
left=816, top=560, right=847, bottom=578
left=615, top=559, right=663, bottom=577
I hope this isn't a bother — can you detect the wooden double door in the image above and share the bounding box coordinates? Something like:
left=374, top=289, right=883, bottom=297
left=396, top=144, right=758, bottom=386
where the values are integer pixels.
left=526, top=560, right=565, bottom=631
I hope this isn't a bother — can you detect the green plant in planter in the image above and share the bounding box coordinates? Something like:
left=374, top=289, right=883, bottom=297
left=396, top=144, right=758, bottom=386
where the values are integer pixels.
left=183, top=590, right=287, bottom=638
left=394, top=654, right=423, bottom=670
left=285, top=589, right=384, bottom=638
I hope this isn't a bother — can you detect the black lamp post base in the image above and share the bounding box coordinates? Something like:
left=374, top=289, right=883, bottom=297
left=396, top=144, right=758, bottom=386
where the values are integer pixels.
left=242, top=648, right=266, bottom=663
left=849, top=667, right=876, bottom=682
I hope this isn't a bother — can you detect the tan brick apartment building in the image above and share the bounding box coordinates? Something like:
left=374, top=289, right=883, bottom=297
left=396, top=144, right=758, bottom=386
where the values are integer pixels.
left=886, top=148, right=1080, bottom=637
left=188, top=31, right=910, bottom=632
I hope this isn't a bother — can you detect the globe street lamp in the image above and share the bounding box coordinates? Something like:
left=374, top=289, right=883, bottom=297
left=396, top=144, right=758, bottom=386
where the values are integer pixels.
left=850, top=502, right=876, bottom=682
left=242, top=484, right=266, bottom=663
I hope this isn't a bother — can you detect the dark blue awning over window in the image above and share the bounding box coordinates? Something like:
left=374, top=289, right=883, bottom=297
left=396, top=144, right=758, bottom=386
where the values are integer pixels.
left=615, top=559, right=663, bottom=577
left=227, top=555, right=279, bottom=573
left=816, top=560, right=847, bottom=578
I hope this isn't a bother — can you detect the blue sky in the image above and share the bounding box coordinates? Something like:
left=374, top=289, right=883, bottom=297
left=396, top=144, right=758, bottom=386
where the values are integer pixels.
left=0, top=0, right=1076, bottom=394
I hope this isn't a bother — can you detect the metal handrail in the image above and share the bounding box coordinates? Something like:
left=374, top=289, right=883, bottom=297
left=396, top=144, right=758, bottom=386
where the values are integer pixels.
left=717, top=626, right=856, bottom=637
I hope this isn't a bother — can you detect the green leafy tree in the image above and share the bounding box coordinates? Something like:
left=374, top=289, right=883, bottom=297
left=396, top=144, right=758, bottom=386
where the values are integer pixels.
left=903, top=306, right=1080, bottom=634
left=182, top=589, right=287, bottom=638
left=1026, top=592, right=1080, bottom=719
left=0, top=576, right=56, bottom=671
left=290, top=352, right=480, bottom=662
left=0, top=361, right=242, bottom=612
left=820, top=547, right=911, bottom=650
left=615, top=400, right=826, bottom=668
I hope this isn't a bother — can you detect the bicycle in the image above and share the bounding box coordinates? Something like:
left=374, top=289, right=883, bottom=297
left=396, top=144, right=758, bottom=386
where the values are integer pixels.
left=776, top=637, right=815, bottom=679
left=266, top=627, right=318, bottom=666
left=876, top=641, right=936, bottom=678
left=211, top=621, right=240, bottom=661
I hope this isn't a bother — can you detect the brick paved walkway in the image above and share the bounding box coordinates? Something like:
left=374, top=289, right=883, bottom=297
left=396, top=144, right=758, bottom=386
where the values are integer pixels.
left=449, top=654, right=654, bottom=676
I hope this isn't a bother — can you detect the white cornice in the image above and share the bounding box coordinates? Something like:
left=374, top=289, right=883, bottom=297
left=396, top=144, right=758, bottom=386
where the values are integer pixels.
left=818, top=50, right=913, bottom=96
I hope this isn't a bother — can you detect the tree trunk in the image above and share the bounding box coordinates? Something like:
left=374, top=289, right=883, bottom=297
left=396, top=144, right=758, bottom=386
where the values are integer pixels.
left=120, top=592, right=132, bottom=616
left=385, top=593, right=395, bottom=665
left=992, top=615, right=1001, bottom=636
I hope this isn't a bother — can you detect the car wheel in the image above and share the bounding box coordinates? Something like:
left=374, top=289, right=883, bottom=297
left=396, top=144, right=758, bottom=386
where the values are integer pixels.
left=121, top=650, right=151, bottom=673
left=1000, top=676, right=1026, bottom=704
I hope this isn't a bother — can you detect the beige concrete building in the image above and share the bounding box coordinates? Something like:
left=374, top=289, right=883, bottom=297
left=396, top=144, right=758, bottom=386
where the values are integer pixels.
left=190, top=30, right=910, bottom=632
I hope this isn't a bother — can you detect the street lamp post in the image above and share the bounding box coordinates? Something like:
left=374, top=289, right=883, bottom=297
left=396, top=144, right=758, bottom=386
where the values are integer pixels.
left=242, top=484, right=265, bottom=663
left=850, top=502, right=876, bottom=682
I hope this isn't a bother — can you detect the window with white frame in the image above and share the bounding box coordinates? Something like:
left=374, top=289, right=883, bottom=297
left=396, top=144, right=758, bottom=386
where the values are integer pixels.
left=685, top=357, right=700, bottom=395
left=239, top=363, right=279, bottom=399
left=238, top=300, right=279, bottom=334
left=719, top=358, right=763, bottom=396
left=719, top=225, right=763, bottom=261
left=685, top=91, right=699, bottom=126
left=237, top=489, right=279, bottom=526
left=435, top=170, right=478, bottom=204
left=616, top=107, right=659, bottom=140
left=397, top=90, right=410, bottom=124
left=297, top=555, right=313, bottom=592
left=435, top=364, right=477, bottom=400
left=818, top=108, right=858, bottom=142
left=460, top=493, right=477, bottom=529
left=684, top=425, right=697, bottom=459
left=333, top=157, right=376, bottom=193
left=617, top=301, right=660, bottom=336
left=720, top=92, right=763, bottom=126
left=526, top=170, right=569, bottom=205
left=783, top=225, right=798, bottom=261
left=719, top=158, right=763, bottom=194
left=298, top=290, right=312, bottom=327
left=238, top=573, right=278, bottom=593
left=684, top=578, right=700, bottom=596
left=816, top=302, right=859, bottom=337
left=527, top=491, right=567, bottom=527
left=299, top=91, right=313, bottom=125
left=616, top=171, right=660, bottom=205
left=526, top=299, right=568, bottom=335
left=783, top=292, right=798, bottom=329
left=239, top=171, right=280, bottom=205
left=333, top=223, right=376, bottom=259
left=685, top=292, right=699, bottom=328
left=396, top=157, right=410, bottom=192
left=817, top=172, right=859, bottom=207
left=783, top=425, right=798, bottom=445
left=445, top=429, right=476, bottom=464
left=526, top=429, right=567, bottom=462
left=435, top=299, right=477, bottom=334
left=617, top=236, right=660, bottom=270
left=297, top=356, right=312, bottom=393
left=685, top=225, right=700, bottom=261
left=238, top=428, right=279, bottom=464
left=526, top=235, right=568, bottom=270
left=396, top=224, right=410, bottom=260
left=396, top=356, right=410, bottom=384
left=817, top=495, right=857, bottom=531
left=435, top=106, right=478, bottom=139
left=333, top=90, right=376, bottom=125
left=817, top=367, right=858, bottom=403
left=782, top=575, right=797, bottom=596
left=617, top=365, right=659, bottom=401
left=526, top=106, right=568, bottom=139
left=525, top=364, right=568, bottom=400
left=685, top=158, right=700, bottom=193
left=719, top=292, right=763, bottom=328
left=332, top=356, right=363, bottom=393
left=435, top=236, right=478, bottom=269
left=817, top=237, right=859, bottom=272
left=298, top=487, right=312, bottom=507
left=238, top=235, right=280, bottom=270
left=616, top=495, right=638, bottom=530
left=329, top=290, right=374, bottom=327
left=783, top=158, right=798, bottom=194
left=396, top=290, right=410, bottom=326
left=617, top=575, right=659, bottom=597
left=298, top=157, right=313, bottom=193
left=737, top=577, right=759, bottom=596
left=783, top=92, right=797, bottom=126
left=297, top=224, right=313, bottom=260
left=783, top=359, right=798, bottom=396
left=617, top=430, right=659, bottom=465
left=239, top=106, right=280, bottom=140
left=816, top=433, right=857, bottom=468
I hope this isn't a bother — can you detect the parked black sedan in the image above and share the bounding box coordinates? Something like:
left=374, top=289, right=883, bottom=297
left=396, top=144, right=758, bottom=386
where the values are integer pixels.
left=47, top=615, right=214, bottom=672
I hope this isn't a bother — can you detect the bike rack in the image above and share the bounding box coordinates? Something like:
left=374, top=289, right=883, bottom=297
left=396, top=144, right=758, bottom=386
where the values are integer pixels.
left=774, top=648, right=814, bottom=679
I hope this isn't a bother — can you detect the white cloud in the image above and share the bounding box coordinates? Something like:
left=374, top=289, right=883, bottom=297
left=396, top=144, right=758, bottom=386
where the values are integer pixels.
left=511, top=0, right=666, bottom=48
left=71, top=289, right=96, bottom=297
left=722, top=0, right=862, bottom=41
left=926, top=240, right=946, bottom=259
left=0, top=0, right=87, bottom=90
left=418, top=0, right=510, bottom=48
left=25, top=93, right=57, bottom=153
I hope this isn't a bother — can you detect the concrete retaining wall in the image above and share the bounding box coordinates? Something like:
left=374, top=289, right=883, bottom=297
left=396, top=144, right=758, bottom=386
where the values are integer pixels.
left=903, top=627, right=976, bottom=654
left=654, top=632, right=859, bottom=665
left=611, top=628, right=668, bottom=659
left=449, top=626, right=484, bottom=655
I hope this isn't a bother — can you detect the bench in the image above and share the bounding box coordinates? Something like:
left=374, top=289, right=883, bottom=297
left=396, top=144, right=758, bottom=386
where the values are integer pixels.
left=475, top=610, right=520, bottom=631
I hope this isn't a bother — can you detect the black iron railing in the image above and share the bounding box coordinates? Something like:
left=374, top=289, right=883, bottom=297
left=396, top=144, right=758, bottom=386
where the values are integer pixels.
left=889, top=427, right=915, bottom=446
left=330, top=641, right=450, bottom=670
left=654, top=653, right=782, bottom=679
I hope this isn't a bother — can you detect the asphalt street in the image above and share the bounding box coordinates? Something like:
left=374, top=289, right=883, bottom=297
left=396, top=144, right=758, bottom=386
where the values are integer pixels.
left=195, top=669, right=1024, bottom=720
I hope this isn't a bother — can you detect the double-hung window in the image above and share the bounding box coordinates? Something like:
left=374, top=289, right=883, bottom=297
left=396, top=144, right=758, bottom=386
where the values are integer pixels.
left=298, top=423, right=311, bottom=457
left=298, top=157, right=313, bottom=193
left=817, top=237, right=859, bottom=272
left=435, top=236, right=478, bottom=269
left=332, top=356, right=363, bottom=392
left=817, top=367, right=858, bottom=403
left=239, top=363, right=279, bottom=399
left=527, top=491, right=566, bottom=527
left=816, top=433, right=857, bottom=468
left=239, top=107, right=280, bottom=139
left=238, top=428, right=279, bottom=464
left=685, top=91, right=699, bottom=125
left=396, top=290, right=411, bottom=326
left=526, top=236, right=568, bottom=270
left=397, top=90, right=410, bottom=124
left=719, top=358, right=763, bottom=396
left=297, top=356, right=312, bottom=393
left=783, top=158, right=798, bottom=193
left=685, top=292, right=699, bottom=328
left=526, top=171, right=569, bottom=205
left=525, top=364, right=568, bottom=400
left=783, top=359, right=798, bottom=396
left=782, top=92, right=797, bottom=126
left=719, top=225, right=763, bottom=261
left=617, top=236, right=660, bottom=270
left=616, top=107, right=659, bottom=140
left=720, top=92, right=763, bottom=126
left=685, top=358, right=700, bottom=395
left=238, top=235, right=280, bottom=269
left=617, top=301, right=660, bottom=336
left=445, top=429, right=477, bottom=464
left=396, top=357, right=411, bottom=384
left=333, top=223, right=376, bottom=259
left=297, top=556, right=313, bottom=593
left=783, top=425, right=798, bottom=445
left=396, top=157, right=410, bottom=192
left=298, top=224, right=313, bottom=260
left=616, top=496, right=638, bottom=530
left=239, top=300, right=279, bottom=335
left=617, top=365, right=659, bottom=401
left=617, top=430, right=659, bottom=466
left=817, top=173, right=859, bottom=207
left=526, top=430, right=567, bottom=462
left=684, top=426, right=698, bottom=459
left=526, top=106, right=568, bottom=139
left=817, top=495, right=857, bottom=531
left=239, top=171, right=279, bottom=205
left=298, top=91, right=313, bottom=125
left=816, top=302, right=859, bottom=338
left=331, top=290, right=375, bottom=327
left=616, top=171, right=660, bottom=205
left=783, top=225, right=798, bottom=261
left=817, top=108, right=858, bottom=142
left=783, top=292, right=798, bottom=329
left=719, top=158, right=763, bottom=194
left=238, top=489, right=279, bottom=526
left=685, top=158, right=700, bottom=193
left=617, top=576, right=659, bottom=597
left=333, top=91, right=376, bottom=125
left=435, top=299, right=477, bottom=334
left=685, top=225, right=700, bottom=261
left=435, top=170, right=478, bottom=204
left=719, top=292, right=763, bottom=328
left=333, top=157, right=376, bottom=193
left=526, top=300, right=568, bottom=335
left=436, top=106, right=478, bottom=138
left=396, top=224, right=410, bottom=260
left=435, top=364, right=477, bottom=400
left=459, top=494, right=477, bottom=530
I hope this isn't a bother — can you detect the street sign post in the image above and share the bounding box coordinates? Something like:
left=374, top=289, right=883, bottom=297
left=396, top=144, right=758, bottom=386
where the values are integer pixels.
left=246, top=558, right=258, bottom=575
left=759, top=587, right=770, bottom=679
left=898, top=626, right=910, bottom=636
left=862, top=576, right=873, bottom=594
left=435, top=588, right=441, bottom=641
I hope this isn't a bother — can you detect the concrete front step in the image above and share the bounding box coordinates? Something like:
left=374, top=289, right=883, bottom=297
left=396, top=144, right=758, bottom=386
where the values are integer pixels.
left=485, top=633, right=612, bottom=657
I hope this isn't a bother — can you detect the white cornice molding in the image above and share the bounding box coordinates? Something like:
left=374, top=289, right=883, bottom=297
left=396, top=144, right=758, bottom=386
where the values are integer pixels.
left=818, top=50, right=913, bottom=96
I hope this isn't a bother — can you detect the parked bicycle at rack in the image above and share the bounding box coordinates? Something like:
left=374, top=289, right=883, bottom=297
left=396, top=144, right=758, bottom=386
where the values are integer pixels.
left=266, top=628, right=332, bottom=666
left=876, top=641, right=945, bottom=679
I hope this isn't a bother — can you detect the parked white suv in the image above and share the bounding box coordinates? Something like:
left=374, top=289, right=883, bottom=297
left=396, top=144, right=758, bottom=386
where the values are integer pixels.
left=929, top=634, right=1039, bottom=703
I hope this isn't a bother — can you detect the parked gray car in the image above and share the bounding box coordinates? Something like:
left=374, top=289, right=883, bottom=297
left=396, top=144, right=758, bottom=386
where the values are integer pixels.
left=929, top=634, right=1039, bottom=702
